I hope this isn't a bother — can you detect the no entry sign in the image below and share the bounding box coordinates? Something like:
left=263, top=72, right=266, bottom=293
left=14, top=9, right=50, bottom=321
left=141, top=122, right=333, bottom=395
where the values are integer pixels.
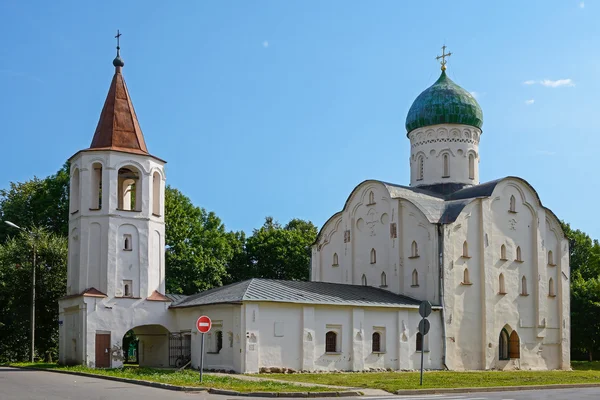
left=196, top=315, right=212, bottom=333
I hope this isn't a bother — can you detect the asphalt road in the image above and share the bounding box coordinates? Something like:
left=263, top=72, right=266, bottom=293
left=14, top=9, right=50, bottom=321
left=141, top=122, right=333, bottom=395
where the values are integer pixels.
left=1, top=367, right=600, bottom=400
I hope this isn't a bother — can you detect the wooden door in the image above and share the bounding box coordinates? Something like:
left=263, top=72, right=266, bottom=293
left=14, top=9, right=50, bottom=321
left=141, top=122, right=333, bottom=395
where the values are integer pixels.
left=508, top=331, right=520, bottom=359
left=95, top=333, right=111, bottom=368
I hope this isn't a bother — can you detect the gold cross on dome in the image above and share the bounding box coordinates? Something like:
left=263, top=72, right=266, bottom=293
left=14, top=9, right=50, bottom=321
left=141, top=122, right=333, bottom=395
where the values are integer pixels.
left=436, top=45, right=452, bottom=70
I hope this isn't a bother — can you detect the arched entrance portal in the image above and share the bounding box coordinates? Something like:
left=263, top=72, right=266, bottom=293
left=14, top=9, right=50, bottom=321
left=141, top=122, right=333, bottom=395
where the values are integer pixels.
left=499, top=326, right=520, bottom=361
left=128, top=325, right=170, bottom=368
left=122, top=330, right=139, bottom=364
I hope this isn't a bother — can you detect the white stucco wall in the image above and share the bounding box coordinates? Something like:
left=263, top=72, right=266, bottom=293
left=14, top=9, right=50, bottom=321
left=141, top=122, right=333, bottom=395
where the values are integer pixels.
left=442, top=178, right=570, bottom=371
left=246, top=302, right=442, bottom=373
left=67, top=150, right=166, bottom=299
left=313, top=181, right=439, bottom=305
left=407, top=124, right=481, bottom=187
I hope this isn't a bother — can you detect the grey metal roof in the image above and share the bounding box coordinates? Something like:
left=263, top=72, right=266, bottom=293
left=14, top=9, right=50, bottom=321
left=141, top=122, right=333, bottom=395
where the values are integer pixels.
left=170, top=279, right=425, bottom=309
left=166, top=293, right=189, bottom=303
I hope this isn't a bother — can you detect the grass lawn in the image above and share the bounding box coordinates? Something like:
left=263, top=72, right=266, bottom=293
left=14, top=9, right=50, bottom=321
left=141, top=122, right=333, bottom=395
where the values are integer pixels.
left=9, top=363, right=328, bottom=393
left=265, top=362, right=600, bottom=392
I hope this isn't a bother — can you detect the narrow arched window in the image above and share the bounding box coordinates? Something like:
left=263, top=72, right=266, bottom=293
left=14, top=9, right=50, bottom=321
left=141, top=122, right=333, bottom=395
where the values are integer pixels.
left=462, top=241, right=469, bottom=257
left=325, top=331, right=337, bottom=353
left=70, top=168, right=80, bottom=213
left=124, top=283, right=130, bottom=297
left=500, top=244, right=507, bottom=260
left=499, top=273, right=506, bottom=294
left=91, top=163, right=103, bottom=210
left=548, top=250, right=554, bottom=265
left=417, top=155, right=424, bottom=180
left=521, top=276, right=528, bottom=295
left=509, top=195, right=516, bottom=212
left=443, top=154, right=449, bottom=177
left=332, top=253, right=338, bottom=266
left=152, top=171, right=161, bottom=216
left=516, top=246, right=522, bottom=262
left=361, top=274, right=367, bottom=286
left=369, top=191, right=375, bottom=204
left=549, top=278, right=555, bottom=296
left=468, top=154, right=475, bottom=180
left=411, top=241, right=419, bottom=258
left=412, top=269, right=419, bottom=287
left=381, top=272, right=387, bottom=287
left=123, top=234, right=132, bottom=251
left=416, top=332, right=423, bottom=352
left=463, top=268, right=470, bottom=284
left=370, top=248, right=376, bottom=264
left=372, top=332, right=381, bottom=352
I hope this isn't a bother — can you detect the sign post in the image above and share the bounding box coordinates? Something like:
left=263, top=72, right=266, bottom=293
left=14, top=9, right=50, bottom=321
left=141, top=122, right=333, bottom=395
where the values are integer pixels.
left=418, top=301, right=432, bottom=386
left=196, top=315, right=212, bottom=383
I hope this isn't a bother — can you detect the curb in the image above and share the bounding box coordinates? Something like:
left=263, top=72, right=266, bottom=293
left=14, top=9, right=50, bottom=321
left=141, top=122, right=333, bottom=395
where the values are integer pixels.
left=9, top=366, right=363, bottom=398
left=396, top=383, right=600, bottom=395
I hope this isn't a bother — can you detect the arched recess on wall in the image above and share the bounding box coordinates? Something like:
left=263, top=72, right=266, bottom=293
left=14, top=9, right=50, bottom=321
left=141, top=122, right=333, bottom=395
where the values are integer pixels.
left=118, top=166, right=142, bottom=211
left=500, top=244, right=507, bottom=260
left=521, top=276, right=527, bottom=295
left=332, top=253, right=338, bottom=266
left=411, top=241, right=419, bottom=257
left=499, top=273, right=506, bottom=294
left=90, top=162, right=103, bottom=210
left=549, top=277, right=555, bottom=296
left=152, top=171, right=161, bottom=216
left=463, top=268, right=470, bottom=284
left=370, top=248, right=376, bottom=264
left=381, top=272, right=387, bottom=287
left=548, top=250, right=554, bottom=266
left=462, top=241, right=469, bottom=257
left=509, top=195, right=516, bottom=212
left=516, top=246, right=522, bottom=262
left=361, top=274, right=367, bottom=286
left=70, top=168, right=80, bottom=213
left=412, top=269, right=419, bottom=287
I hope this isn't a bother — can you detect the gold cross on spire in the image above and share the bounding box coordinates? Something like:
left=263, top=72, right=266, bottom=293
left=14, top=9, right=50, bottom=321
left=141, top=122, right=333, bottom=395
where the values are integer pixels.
left=436, top=45, right=452, bottom=71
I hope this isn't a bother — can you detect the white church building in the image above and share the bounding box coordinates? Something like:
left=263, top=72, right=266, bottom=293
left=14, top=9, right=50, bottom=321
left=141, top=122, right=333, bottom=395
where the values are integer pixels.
left=58, top=45, right=570, bottom=372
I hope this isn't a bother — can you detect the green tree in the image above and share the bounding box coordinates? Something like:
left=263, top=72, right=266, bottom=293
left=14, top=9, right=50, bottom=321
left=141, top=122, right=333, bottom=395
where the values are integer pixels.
left=164, top=186, right=234, bottom=294
left=243, top=217, right=317, bottom=281
left=560, top=221, right=600, bottom=280
left=0, top=228, right=67, bottom=362
left=0, top=163, right=70, bottom=243
left=570, top=272, right=600, bottom=361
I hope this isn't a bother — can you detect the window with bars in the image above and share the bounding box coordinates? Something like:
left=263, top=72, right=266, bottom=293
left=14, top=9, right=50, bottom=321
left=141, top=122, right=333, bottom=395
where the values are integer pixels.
left=372, top=332, right=381, bottom=352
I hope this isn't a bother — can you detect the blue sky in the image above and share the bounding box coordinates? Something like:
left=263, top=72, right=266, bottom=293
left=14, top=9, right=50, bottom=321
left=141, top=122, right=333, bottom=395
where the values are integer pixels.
left=1, top=0, right=598, bottom=239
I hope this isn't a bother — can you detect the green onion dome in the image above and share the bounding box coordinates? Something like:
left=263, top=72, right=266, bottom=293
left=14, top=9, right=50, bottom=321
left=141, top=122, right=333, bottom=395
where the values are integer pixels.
left=405, top=70, right=483, bottom=135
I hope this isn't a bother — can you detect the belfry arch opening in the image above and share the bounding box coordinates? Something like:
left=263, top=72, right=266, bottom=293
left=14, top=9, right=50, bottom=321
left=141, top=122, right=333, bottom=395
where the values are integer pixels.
left=152, top=171, right=161, bottom=216
left=70, top=168, right=80, bottom=213
left=90, top=162, right=103, bottom=210
left=118, top=166, right=142, bottom=211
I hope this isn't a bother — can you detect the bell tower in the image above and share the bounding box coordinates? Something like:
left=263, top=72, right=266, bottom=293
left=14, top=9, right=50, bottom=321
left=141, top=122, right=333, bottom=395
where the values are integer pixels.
left=67, top=35, right=167, bottom=300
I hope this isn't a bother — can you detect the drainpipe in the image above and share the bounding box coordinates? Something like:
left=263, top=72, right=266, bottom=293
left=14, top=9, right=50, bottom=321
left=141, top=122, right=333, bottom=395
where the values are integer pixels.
left=437, top=224, right=448, bottom=370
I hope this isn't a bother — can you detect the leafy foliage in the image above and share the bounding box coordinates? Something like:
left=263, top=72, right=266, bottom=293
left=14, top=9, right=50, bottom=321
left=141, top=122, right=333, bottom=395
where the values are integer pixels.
left=164, top=186, right=236, bottom=294
left=0, top=229, right=67, bottom=362
left=240, top=217, right=317, bottom=281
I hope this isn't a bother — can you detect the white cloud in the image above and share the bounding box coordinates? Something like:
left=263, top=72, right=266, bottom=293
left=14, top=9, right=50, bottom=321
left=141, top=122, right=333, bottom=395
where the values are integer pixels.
left=523, top=79, right=575, bottom=87
left=535, top=150, right=556, bottom=156
left=540, top=78, right=575, bottom=87
left=525, top=99, right=535, bottom=105
left=262, top=41, right=269, bottom=48
left=580, top=1, right=585, bottom=8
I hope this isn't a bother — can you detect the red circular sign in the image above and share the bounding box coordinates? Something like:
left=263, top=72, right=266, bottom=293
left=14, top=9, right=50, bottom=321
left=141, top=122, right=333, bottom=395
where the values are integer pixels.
left=196, top=315, right=212, bottom=333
